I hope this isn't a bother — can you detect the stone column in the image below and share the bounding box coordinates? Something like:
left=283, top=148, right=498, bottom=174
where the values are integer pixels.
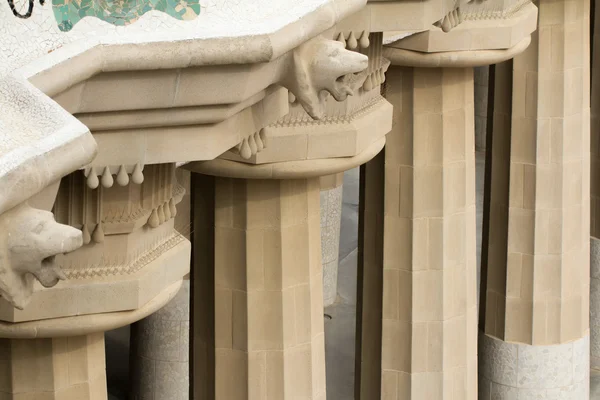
left=355, top=150, right=385, bottom=400
left=193, top=176, right=326, bottom=400
left=214, top=177, right=326, bottom=399
left=358, top=65, right=479, bottom=399
left=0, top=333, right=107, bottom=399
left=591, top=0, right=600, bottom=371
left=320, top=173, right=344, bottom=307
left=188, top=132, right=385, bottom=400
left=129, top=167, right=192, bottom=400
left=129, top=280, right=190, bottom=400
left=479, top=0, right=591, bottom=395
left=474, top=66, right=490, bottom=151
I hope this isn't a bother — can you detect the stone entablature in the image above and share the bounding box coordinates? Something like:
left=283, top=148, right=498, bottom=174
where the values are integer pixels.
left=0, top=0, right=371, bottom=313
left=0, top=0, right=558, bottom=398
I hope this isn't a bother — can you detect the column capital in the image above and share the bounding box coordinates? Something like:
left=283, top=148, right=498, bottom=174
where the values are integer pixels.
left=383, top=36, right=532, bottom=68
left=373, top=0, right=537, bottom=69
left=198, top=32, right=391, bottom=180
left=183, top=137, right=384, bottom=180
left=0, top=280, right=182, bottom=339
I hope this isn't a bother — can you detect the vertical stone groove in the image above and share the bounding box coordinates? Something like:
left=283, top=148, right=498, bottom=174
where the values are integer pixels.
left=479, top=0, right=591, bottom=396
left=378, top=66, right=478, bottom=400
left=211, top=178, right=326, bottom=400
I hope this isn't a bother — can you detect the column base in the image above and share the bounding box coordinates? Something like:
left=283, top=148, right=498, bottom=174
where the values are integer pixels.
left=478, top=332, right=589, bottom=399
left=591, top=237, right=600, bottom=370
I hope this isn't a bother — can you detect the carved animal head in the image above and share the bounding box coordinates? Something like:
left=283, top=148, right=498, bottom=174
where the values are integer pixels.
left=284, top=36, right=369, bottom=120
left=0, top=203, right=82, bottom=309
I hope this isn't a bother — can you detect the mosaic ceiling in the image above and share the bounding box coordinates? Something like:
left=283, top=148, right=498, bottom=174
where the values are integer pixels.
left=7, top=0, right=200, bottom=31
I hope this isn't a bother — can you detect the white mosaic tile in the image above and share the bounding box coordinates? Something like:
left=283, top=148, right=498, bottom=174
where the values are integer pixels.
left=319, top=184, right=342, bottom=307
left=155, top=360, right=190, bottom=400
left=479, top=332, right=518, bottom=387
left=479, top=334, right=590, bottom=400
left=131, top=280, right=190, bottom=399
left=0, top=0, right=347, bottom=75
left=517, top=341, right=573, bottom=389
left=591, top=238, right=600, bottom=370
left=573, top=334, right=590, bottom=383
left=591, top=237, right=600, bottom=278
left=490, top=382, right=519, bottom=399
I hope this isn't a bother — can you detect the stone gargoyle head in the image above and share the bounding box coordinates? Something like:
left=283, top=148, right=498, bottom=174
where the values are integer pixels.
left=0, top=203, right=82, bottom=309
left=282, top=36, right=370, bottom=120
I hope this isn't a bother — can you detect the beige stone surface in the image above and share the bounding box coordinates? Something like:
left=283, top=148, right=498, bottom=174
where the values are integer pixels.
left=337, top=0, right=461, bottom=36
left=221, top=34, right=387, bottom=166
left=0, top=333, right=107, bottom=399
left=86, top=88, right=290, bottom=169
left=383, top=35, right=532, bottom=68
left=479, top=0, right=591, bottom=394
left=0, top=164, right=191, bottom=322
left=0, top=281, right=181, bottom=341
left=209, top=177, right=326, bottom=400
left=174, top=168, right=192, bottom=241
left=186, top=137, right=386, bottom=180
left=0, top=203, right=84, bottom=311
left=0, top=2, right=368, bottom=323
left=359, top=65, right=478, bottom=400
left=5, top=0, right=589, bottom=399
left=594, top=0, right=600, bottom=240
left=592, top=0, right=600, bottom=370
left=474, top=66, right=489, bottom=151
left=389, top=2, right=537, bottom=52
left=481, top=0, right=591, bottom=345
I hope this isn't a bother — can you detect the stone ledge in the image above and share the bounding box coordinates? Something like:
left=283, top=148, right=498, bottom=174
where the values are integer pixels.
left=387, top=2, right=537, bottom=53
left=383, top=35, right=531, bottom=68
left=0, top=235, right=190, bottom=323
left=184, top=136, right=385, bottom=180
left=0, top=280, right=183, bottom=339
left=221, top=96, right=392, bottom=164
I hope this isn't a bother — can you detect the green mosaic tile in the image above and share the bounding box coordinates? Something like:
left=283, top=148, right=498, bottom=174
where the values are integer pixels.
left=52, top=0, right=200, bottom=32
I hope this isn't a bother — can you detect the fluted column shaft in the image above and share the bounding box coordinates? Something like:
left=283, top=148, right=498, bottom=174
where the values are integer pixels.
left=193, top=176, right=326, bottom=400
left=0, top=333, right=107, bottom=399
left=479, top=0, right=591, bottom=395
left=358, top=65, right=478, bottom=400
left=590, top=0, right=600, bottom=370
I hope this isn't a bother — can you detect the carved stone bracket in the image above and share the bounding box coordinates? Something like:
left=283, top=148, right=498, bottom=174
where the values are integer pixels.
left=0, top=203, right=83, bottom=309
left=434, top=7, right=464, bottom=32
left=281, top=35, right=369, bottom=120
left=229, top=129, right=268, bottom=160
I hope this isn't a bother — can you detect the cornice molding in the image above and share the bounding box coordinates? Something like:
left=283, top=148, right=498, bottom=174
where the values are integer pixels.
left=0, top=0, right=366, bottom=218
left=383, top=35, right=532, bottom=68
left=183, top=137, right=385, bottom=180
left=0, top=280, right=182, bottom=338
left=387, top=2, right=537, bottom=53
